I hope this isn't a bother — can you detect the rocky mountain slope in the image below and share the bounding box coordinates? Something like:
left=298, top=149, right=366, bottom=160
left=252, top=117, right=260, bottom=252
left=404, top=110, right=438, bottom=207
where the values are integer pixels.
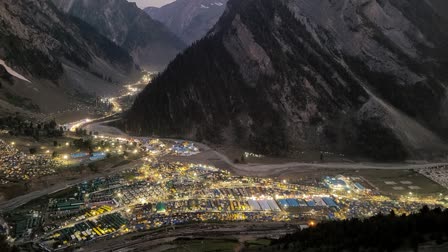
left=126, top=0, right=448, bottom=161
left=427, top=0, right=448, bottom=19
left=53, top=0, right=186, bottom=71
left=145, top=0, right=227, bottom=44
left=0, top=0, right=139, bottom=115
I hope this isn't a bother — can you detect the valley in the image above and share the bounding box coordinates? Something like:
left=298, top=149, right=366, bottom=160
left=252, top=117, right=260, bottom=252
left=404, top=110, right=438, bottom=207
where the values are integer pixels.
left=1, top=0, right=448, bottom=251
left=1, top=84, right=448, bottom=251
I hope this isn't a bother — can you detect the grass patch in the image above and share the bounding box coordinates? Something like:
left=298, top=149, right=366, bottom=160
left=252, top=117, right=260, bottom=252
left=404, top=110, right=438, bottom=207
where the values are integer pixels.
left=348, top=169, right=448, bottom=197
left=2, top=91, right=40, bottom=112
left=245, top=239, right=272, bottom=248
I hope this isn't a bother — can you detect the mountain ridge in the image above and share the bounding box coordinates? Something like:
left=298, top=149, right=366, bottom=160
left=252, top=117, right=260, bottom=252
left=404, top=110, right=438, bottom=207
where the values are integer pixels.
left=0, top=0, right=140, bottom=115
left=53, top=0, right=186, bottom=71
left=125, top=0, right=448, bottom=161
left=145, top=0, right=228, bottom=44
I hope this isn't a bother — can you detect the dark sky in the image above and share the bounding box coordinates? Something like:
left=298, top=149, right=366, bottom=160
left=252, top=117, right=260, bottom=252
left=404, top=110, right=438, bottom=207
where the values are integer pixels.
left=128, top=0, right=175, bottom=8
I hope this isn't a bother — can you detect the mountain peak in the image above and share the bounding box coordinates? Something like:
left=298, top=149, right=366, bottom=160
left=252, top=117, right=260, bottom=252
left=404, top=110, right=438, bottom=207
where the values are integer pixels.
left=53, top=0, right=186, bottom=71
left=126, top=0, right=448, bottom=161
left=145, top=0, right=228, bottom=44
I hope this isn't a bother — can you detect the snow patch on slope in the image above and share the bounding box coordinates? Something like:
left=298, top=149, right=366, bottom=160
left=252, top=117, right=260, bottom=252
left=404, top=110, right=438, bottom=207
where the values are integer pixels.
left=0, top=59, right=31, bottom=83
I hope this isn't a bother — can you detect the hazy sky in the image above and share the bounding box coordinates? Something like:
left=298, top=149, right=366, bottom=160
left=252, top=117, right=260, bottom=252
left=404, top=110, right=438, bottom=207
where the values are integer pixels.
left=128, top=0, right=175, bottom=8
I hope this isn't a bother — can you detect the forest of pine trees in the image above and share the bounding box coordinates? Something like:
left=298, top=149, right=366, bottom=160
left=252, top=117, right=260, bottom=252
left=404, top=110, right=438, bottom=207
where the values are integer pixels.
left=270, top=206, right=448, bottom=251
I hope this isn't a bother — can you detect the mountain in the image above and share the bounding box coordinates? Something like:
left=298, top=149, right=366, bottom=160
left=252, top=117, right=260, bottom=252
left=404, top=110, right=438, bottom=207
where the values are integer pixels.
left=52, top=0, right=186, bottom=71
left=125, top=0, right=448, bottom=161
left=145, top=0, right=228, bottom=44
left=427, top=0, right=448, bottom=19
left=0, top=0, right=139, bottom=115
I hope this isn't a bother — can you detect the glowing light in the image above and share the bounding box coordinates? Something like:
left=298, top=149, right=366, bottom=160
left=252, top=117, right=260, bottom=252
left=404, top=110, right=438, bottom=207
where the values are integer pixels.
left=63, top=155, right=69, bottom=160
left=65, top=142, right=69, bottom=146
left=10, top=142, right=15, bottom=146
left=309, top=220, right=316, bottom=227
left=46, top=150, right=50, bottom=154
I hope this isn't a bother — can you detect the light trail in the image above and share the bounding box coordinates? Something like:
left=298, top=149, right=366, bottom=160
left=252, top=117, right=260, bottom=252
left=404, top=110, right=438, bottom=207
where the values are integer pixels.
left=62, top=72, right=153, bottom=132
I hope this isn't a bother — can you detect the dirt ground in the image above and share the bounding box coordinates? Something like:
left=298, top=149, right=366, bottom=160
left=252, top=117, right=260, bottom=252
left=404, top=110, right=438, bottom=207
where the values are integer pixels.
left=210, top=144, right=352, bottom=165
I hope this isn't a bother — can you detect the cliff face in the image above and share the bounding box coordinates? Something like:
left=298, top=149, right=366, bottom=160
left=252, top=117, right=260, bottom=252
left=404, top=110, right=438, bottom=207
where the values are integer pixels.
left=126, top=0, right=448, bottom=161
left=0, top=0, right=138, bottom=114
left=53, top=0, right=186, bottom=71
left=145, top=0, right=228, bottom=44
